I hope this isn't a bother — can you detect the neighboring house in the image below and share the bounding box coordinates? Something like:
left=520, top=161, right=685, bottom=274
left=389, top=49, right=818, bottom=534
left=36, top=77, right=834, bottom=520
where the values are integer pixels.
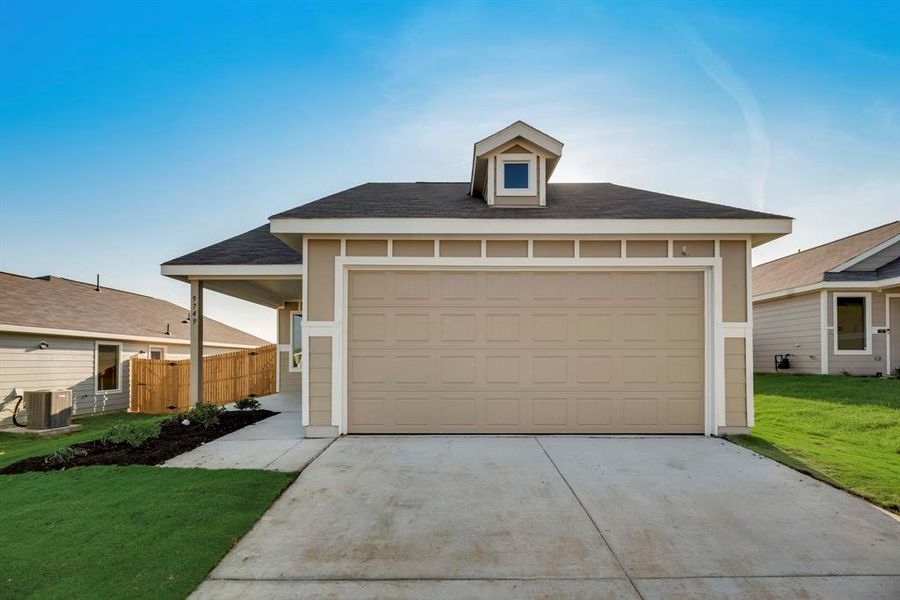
left=753, top=221, right=900, bottom=377
left=163, top=121, right=792, bottom=437
left=0, top=272, right=269, bottom=425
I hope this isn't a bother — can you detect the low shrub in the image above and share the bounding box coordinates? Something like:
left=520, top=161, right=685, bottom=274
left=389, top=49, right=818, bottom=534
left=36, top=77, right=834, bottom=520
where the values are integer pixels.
left=178, top=403, right=225, bottom=428
left=234, top=397, right=261, bottom=411
left=101, top=420, right=162, bottom=447
left=44, top=446, right=88, bottom=464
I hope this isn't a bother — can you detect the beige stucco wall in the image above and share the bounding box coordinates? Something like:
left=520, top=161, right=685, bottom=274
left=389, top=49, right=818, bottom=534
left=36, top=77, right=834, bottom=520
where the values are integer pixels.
left=675, top=240, right=715, bottom=257
left=724, top=337, right=747, bottom=426
left=346, top=239, right=388, bottom=257
left=486, top=240, right=528, bottom=257
left=0, top=332, right=238, bottom=425
left=533, top=240, right=575, bottom=258
left=626, top=240, right=668, bottom=258
left=580, top=240, right=621, bottom=258
left=440, top=240, right=481, bottom=257
left=392, top=239, right=435, bottom=257
left=752, top=293, right=822, bottom=374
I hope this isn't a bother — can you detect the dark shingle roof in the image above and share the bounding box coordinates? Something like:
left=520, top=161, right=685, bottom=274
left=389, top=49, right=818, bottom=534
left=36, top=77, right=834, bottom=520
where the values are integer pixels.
left=271, top=182, right=787, bottom=220
left=0, top=272, right=269, bottom=346
left=164, top=224, right=301, bottom=266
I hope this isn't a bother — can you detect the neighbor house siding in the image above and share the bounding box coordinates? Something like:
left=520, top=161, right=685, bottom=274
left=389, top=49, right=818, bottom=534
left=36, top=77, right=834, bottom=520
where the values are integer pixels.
left=0, top=333, right=236, bottom=424
left=752, top=293, right=821, bottom=374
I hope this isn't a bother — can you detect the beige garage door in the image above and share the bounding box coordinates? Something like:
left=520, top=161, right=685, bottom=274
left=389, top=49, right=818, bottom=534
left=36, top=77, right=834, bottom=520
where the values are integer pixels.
left=348, top=270, right=705, bottom=434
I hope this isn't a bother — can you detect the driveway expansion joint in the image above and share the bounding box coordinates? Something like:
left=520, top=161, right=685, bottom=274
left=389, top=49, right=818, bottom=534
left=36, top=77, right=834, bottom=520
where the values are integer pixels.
left=534, top=436, right=646, bottom=600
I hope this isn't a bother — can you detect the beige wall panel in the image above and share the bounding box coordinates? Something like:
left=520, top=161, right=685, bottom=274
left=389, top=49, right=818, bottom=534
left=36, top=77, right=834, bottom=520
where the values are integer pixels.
left=626, top=240, right=669, bottom=258
left=345, top=239, right=388, bottom=257
left=752, top=294, right=821, bottom=374
left=347, top=270, right=705, bottom=433
left=724, top=337, right=747, bottom=426
left=493, top=195, right=541, bottom=207
left=440, top=240, right=481, bottom=257
left=278, top=351, right=301, bottom=394
left=308, top=336, right=332, bottom=426
left=721, top=240, right=748, bottom=322
left=307, top=239, right=341, bottom=321
left=580, top=240, right=621, bottom=258
left=485, top=240, right=529, bottom=257
left=277, top=302, right=301, bottom=344
left=533, top=240, right=575, bottom=258
left=392, top=239, right=435, bottom=257
left=674, top=240, right=715, bottom=258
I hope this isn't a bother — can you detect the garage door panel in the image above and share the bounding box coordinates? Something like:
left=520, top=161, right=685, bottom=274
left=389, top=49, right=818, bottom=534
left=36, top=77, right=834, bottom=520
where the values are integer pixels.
left=348, top=270, right=704, bottom=433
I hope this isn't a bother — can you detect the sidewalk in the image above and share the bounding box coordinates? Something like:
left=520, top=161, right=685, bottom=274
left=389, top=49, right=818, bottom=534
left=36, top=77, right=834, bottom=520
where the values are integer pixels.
left=163, top=392, right=333, bottom=472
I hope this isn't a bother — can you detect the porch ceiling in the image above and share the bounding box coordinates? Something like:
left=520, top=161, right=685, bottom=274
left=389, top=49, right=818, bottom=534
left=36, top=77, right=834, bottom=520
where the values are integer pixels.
left=201, top=277, right=301, bottom=308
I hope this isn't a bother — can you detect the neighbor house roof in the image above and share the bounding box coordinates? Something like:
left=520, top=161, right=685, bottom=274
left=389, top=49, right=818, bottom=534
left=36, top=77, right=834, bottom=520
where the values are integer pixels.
left=271, top=182, right=787, bottom=220
left=164, top=224, right=301, bottom=266
left=753, top=221, right=900, bottom=297
left=0, top=272, right=269, bottom=347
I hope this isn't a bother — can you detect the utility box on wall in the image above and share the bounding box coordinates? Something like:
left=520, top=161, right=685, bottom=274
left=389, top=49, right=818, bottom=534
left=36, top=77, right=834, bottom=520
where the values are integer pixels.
left=24, top=390, right=73, bottom=429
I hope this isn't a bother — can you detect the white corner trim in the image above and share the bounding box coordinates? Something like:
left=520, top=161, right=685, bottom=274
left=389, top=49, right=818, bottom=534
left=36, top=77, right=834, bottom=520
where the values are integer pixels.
left=0, top=323, right=260, bottom=349
left=301, top=235, right=310, bottom=427
left=830, top=234, right=900, bottom=272
left=270, top=217, right=793, bottom=237
left=819, top=290, right=829, bottom=374
left=832, top=292, right=873, bottom=356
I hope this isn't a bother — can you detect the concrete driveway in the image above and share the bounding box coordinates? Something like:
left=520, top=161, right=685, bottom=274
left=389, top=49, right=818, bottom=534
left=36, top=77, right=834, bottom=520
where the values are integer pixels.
left=193, top=436, right=900, bottom=599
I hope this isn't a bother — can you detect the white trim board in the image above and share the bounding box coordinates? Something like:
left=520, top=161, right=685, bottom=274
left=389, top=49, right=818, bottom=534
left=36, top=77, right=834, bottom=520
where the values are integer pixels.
left=753, top=276, right=900, bottom=302
left=330, top=255, right=730, bottom=437
left=270, top=217, right=792, bottom=238
left=161, top=264, right=303, bottom=278
left=0, top=323, right=260, bottom=349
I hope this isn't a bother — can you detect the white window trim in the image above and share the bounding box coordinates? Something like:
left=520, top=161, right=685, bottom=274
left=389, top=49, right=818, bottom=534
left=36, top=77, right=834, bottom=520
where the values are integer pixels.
left=94, top=341, right=123, bottom=394
left=497, top=153, right=537, bottom=196
left=289, top=310, right=303, bottom=372
left=833, top=292, right=872, bottom=355
left=148, top=345, right=166, bottom=360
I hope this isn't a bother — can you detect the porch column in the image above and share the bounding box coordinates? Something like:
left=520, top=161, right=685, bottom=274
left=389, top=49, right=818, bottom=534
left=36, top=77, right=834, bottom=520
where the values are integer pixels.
left=189, top=279, right=204, bottom=406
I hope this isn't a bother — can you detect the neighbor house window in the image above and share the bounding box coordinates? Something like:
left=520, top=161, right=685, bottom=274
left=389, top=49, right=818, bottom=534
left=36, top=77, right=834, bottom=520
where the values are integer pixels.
left=497, top=154, right=537, bottom=196
left=289, top=312, right=302, bottom=371
left=148, top=346, right=165, bottom=360
left=96, top=342, right=121, bottom=392
left=835, top=294, right=870, bottom=354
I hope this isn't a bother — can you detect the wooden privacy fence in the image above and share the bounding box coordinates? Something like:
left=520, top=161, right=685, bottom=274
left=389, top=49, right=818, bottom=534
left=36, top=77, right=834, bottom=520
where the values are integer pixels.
left=129, top=344, right=277, bottom=413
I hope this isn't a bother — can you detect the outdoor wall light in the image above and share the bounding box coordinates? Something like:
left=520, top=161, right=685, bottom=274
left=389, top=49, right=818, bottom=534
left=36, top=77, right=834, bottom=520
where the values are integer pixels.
left=38, top=341, right=49, bottom=350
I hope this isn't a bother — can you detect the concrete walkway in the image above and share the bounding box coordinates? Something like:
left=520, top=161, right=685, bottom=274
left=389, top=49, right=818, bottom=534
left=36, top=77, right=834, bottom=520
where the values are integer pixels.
left=192, top=436, right=900, bottom=599
left=163, top=392, right=332, bottom=472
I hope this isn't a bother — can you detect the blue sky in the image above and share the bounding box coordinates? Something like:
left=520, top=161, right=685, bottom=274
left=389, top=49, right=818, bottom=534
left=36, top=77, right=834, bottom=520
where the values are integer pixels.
left=2, top=1, right=898, bottom=340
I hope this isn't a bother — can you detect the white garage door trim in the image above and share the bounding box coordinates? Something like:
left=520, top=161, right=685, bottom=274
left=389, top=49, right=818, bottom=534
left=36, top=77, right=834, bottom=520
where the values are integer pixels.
left=332, top=256, right=724, bottom=436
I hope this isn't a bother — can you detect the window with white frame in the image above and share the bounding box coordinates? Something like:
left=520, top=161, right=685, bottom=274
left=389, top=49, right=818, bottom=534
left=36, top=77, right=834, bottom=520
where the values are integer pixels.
left=497, top=154, right=537, bottom=196
left=834, top=293, right=870, bottom=354
left=148, top=345, right=165, bottom=360
left=95, top=342, right=122, bottom=392
left=289, top=312, right=302, bottom=371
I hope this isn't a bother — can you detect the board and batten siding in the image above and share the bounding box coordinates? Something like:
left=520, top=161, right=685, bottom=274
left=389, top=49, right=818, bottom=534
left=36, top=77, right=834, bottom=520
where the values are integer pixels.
left=752, top=293, right=822, bottom=374
left=0, top=332, right=237, bottom=425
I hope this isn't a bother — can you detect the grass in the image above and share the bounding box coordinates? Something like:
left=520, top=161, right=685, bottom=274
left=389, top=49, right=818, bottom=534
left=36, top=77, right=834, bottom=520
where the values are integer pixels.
left=728, top=373, right=900, bottom=513
left=1, top=466, right=294, bottom=600
left=0, top=412, right=163, bottom=469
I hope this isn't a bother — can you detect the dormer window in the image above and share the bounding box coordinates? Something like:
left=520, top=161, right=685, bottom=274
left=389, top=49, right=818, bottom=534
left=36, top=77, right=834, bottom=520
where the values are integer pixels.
left=498, top=154, right=537, bottom=196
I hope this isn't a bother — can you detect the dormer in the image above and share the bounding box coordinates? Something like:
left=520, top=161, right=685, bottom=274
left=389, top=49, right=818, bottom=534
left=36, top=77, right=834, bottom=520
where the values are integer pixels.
left=469, top=121, right=563, bottom=207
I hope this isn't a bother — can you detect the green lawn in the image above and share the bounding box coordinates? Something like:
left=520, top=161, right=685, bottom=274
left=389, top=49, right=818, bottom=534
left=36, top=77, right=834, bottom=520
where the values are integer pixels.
left=1, top=413, right=295, bottom=599
left=0, top=412, right=163, bottom=469
left=2, top=467, right=294, bottom=600
left=728, top=373, right=900, bottom=513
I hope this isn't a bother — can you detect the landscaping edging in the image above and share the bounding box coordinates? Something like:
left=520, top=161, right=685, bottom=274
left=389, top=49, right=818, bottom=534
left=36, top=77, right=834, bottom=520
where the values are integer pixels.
left=0, top=410, right=277, bottom=474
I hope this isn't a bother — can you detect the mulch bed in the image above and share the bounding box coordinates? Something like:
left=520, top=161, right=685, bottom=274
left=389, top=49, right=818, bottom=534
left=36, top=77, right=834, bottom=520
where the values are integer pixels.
left=1, top=410, right=277, bottom=475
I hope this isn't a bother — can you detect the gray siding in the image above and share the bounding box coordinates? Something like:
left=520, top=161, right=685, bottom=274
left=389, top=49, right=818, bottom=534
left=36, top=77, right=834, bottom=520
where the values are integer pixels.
left=752, top=293, right=822, bottom=374
left=1, top=332, right=238, bottom=425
